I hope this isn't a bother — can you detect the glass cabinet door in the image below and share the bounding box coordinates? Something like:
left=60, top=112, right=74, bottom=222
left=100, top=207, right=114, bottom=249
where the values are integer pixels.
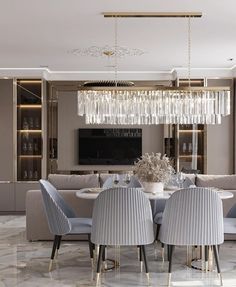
left=177, top=124, right=205, bottom=173
left=164, top=123, right=206, bottom=173
left=16, top=79, right=42, bottom=181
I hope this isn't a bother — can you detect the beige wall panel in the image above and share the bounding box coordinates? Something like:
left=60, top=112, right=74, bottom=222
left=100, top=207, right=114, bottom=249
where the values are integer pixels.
left=0, top=80, right=14, bottom=181
left=207, top=79, right=234, bottom=174
left=0, top=183, right=15, bottom=211
left=58, top=91, right=164, bottom=171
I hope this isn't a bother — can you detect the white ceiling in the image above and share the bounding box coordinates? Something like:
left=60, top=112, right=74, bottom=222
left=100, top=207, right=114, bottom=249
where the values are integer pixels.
left=0, top=0, right=236, bottom=80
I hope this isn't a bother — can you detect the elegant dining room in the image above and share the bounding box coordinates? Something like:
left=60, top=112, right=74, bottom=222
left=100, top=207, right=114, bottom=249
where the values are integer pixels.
left=1, top=0, right=236, bottom=286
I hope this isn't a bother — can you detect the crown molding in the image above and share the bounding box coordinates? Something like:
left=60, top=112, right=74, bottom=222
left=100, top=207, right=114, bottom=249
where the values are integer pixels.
left=231, top=65, right=236, bottom=77
left=174, top=67, right=234, bottom=79
left=0, top=66, right=235, bottom=81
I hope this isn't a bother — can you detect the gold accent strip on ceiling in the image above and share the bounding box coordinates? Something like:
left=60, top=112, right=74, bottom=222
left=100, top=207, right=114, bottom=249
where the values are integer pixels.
left=102, top=12, right=202, bottom=18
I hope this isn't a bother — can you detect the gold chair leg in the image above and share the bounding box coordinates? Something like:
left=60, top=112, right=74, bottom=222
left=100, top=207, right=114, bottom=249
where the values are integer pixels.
left=140, top=261, right=143, bottom=272
left=146, top=272, right=150, bottom=285
left=208, top=246, right=213, bottom=272
left=96, top=272, right=100, bottom=286
left=168, top=273, right=172, bottom=287
left=219, top=273, right=223, bottom=286
left=48, top=259, right=53, bottom=272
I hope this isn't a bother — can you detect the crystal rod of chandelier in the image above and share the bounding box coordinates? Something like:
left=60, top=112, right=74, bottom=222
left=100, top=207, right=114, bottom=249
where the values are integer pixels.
left=77, top=87, right=230, bottom=125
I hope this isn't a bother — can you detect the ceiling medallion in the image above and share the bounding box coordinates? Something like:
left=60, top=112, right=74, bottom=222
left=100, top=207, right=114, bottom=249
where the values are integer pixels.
left=70, top=45, right=145, bottom=58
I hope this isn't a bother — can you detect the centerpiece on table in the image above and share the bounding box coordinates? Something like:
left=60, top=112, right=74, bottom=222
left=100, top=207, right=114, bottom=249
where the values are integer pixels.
left=133, top=152, right=174, bottom=193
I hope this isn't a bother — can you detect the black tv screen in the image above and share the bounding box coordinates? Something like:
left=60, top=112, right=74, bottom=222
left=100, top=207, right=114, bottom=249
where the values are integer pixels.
left=78, top=129, right=142, bottom=165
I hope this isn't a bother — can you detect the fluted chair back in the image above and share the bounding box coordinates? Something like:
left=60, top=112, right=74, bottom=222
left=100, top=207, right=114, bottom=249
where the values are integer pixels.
left=159, top=187, right=224, bottom=246
left=91, top=187, right=154, bottom=246
left=39, top=179, right=76, bottom=236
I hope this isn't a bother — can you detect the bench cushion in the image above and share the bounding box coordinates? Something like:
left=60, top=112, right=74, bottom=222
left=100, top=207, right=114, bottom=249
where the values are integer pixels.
left=196, top=174, right=236, bottom=190
left=48, top=174, right=99, bottom=190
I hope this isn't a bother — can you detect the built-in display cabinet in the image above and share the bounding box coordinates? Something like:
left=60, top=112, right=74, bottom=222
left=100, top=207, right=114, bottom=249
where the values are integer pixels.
left=15, top=79, right=47, bottom=211
left=176, top=124, right=206, bottom=173
left=17, top=80, right=43, bottom=181
left=164, top=124, right=206, bottom=173
left=0, top=79, right=47, bottom=212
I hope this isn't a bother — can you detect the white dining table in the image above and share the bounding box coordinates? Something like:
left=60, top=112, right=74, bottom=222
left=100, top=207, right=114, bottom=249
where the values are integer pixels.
left=76, top=187, right=234, bottom=201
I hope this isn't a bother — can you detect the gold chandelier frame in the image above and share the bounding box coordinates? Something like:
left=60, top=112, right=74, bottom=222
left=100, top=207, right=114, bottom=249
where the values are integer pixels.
left=77, top=12, right=231, bottom=125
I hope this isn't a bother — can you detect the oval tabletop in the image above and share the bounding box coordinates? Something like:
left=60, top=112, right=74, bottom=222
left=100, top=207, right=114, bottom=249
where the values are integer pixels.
left=76, top=188, right=234, bottom=200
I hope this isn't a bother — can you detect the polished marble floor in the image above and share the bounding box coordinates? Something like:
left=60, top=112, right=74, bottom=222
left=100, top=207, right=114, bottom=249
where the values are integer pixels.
left=0, top=216, right=236, bottom=286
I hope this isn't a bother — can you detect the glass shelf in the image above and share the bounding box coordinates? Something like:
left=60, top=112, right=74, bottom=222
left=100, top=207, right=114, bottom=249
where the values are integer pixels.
left=179, top=155, right=203, bottom=158
left=18, top=155, right=42, bottom=158
left=18, top=130, right=42, bottom=133
left=179, top=130, right=204, bottom=133
left=17, top=105, right=42, bottom=108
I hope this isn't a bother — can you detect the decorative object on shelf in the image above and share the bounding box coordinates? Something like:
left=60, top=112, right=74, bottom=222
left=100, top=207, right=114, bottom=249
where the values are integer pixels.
left=188, top=143, right=192, bottom=153
left=77, top=13, right=230, bottom=125
left=133, top=153, right=174, bottom=193
left=29, top=117, right=34, bottom=129
left=34, top=117, right=40, bottom=129
left=22, top=117, right=29, bottom=130
left=34, top=170, right=38, bottom=180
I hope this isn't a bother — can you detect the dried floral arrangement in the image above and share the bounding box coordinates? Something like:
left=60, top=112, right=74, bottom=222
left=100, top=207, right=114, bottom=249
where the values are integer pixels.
left=133, top=152, right=174, bottom=183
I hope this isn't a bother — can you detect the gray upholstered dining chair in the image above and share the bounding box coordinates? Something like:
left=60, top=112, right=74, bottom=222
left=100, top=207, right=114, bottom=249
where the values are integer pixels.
left=91, top=187, right=154, bottom=285
left=154, top=175, right=195, bottom=243
left=127, top=175, right=142, bottom=188
left=39, top=179, right=93, bottom=271
left=159, top=187, right=224, bottom=287
left=224, top=204, right=236, bottom=235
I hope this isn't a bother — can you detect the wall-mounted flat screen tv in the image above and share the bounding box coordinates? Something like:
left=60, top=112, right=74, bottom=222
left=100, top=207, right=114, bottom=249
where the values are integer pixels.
left=78, top=128, right=142, bottom=165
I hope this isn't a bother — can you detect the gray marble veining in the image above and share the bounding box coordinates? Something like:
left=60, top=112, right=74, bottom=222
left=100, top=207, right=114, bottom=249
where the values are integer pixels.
left=0, top=216, right=236, bottom=286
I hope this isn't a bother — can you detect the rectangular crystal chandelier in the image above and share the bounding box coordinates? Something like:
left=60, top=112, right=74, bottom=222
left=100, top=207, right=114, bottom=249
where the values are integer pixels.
left=77, top=87, right=230, bottom=125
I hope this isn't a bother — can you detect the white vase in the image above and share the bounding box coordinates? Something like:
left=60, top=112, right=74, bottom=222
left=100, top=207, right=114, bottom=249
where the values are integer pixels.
left=141, top=181, right=164, bottom=193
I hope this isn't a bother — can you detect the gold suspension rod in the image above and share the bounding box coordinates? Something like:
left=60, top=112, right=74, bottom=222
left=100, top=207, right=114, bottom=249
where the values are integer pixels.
left=102, top=12, right=202, bottom=18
